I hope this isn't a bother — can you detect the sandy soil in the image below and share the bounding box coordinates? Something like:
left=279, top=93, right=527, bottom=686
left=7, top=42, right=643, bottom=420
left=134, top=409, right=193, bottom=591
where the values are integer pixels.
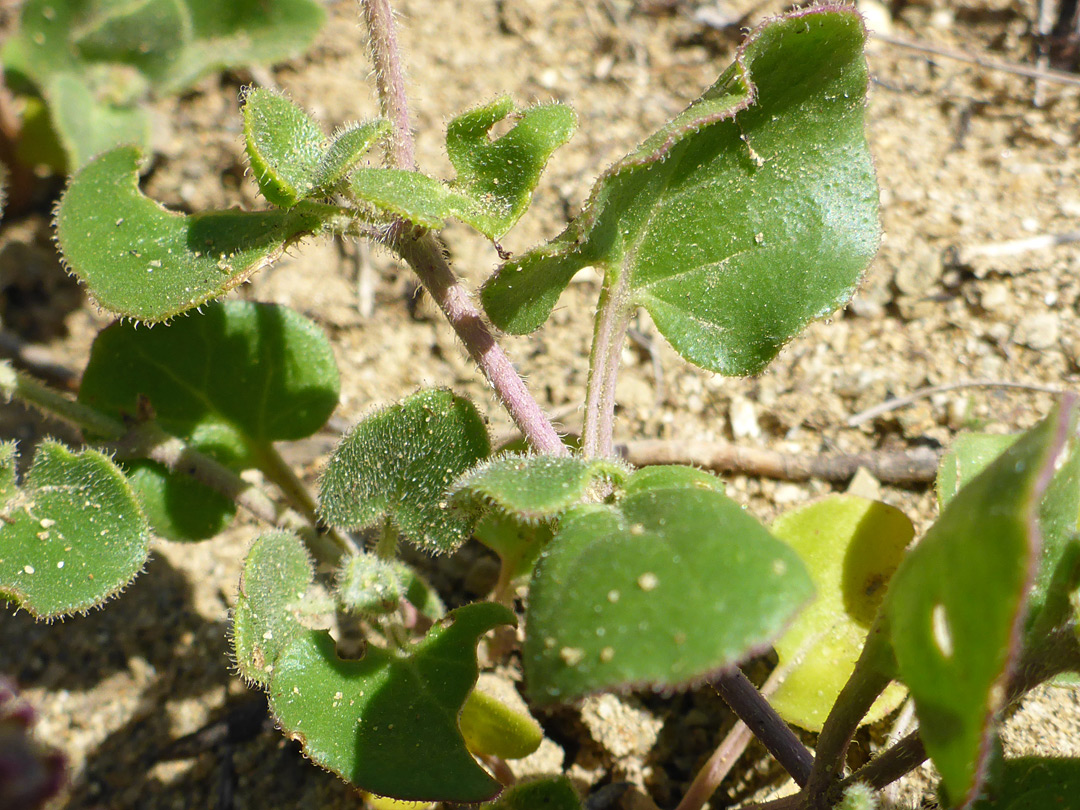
left=2, top=0, right=1080, bottom=808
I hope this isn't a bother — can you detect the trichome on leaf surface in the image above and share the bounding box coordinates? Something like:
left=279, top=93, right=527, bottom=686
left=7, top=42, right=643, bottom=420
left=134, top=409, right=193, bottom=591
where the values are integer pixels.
left=2, top=2, right=1080, bottom=809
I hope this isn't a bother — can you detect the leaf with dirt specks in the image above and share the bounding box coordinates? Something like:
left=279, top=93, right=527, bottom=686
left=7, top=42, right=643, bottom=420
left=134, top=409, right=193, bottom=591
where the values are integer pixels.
left=481, top=8, right=878, bottom=376
left=0, top=441, right=151, bottom=619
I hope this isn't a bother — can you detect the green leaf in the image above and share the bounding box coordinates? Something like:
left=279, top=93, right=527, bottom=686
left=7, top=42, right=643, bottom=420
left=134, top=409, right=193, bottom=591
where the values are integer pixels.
left=126, top=460, right=236, bottom=542
left=232, top=531, right=314, bottom=687
left=348, top=98, right=575, bottom=239
left=79, top=299, right=339, bottom=447
left=319, top=389, right=491, bottom=553
left=937, top=430, right=1080, bottom=638
left=886, top=404, right=1077, bottom=807
left=43, top=71, right=152, bottom=171
left=482, top=777, right=582, bottom=810
left=620, top=464, right=725, bottom=497
left=78, top=300, right=338, bottom=540
left=971, top=757, right=1080, bottom=810
left=312, top=120, right=393, bottom=195
left=767, top=495, right=912, bottom=731
left=169, top=0, right=325, bottom=92
left=0, top=441, right=151, bottom=619
left=268, top=602, right=515, bottom=802
left=481, top=8, right=878, bottom=376
left=444, top=97, right=577, bottom=238
left=459, top=688, right=543, bottom=760
left=243, top=88, right=327, bottom=207
left=450, top=453, right=627, bottom=524
left=335, top=551, right=406, bottom=617
left=5, top=0, right=324, bottom=170
left=56, top=146, right=325, bottom=321
left=475, top=512, right=553, bottom=583
left=936, top=434, right=1019, bottom=509
left=524, top=472, right=813, bottom=704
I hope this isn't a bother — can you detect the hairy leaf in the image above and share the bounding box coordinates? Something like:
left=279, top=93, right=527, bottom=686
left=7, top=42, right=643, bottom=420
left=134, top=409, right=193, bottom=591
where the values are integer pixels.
left=232, top=531, right=314, bottom=686
left=768, top=495, right=912, bottom=731
left=319, top=389, right=490, bottom=553
left=56, top=146, right=324, bottom=321
left=313, top=121, right=394, bottom=195
left=450, top=454, right=627, bottom=524
left=348, top=98, right=575, bottom=239
left=482, top=777, right=582, bottom=810
left=482, top=8, right=878, bottom=376
left=268, top=602, right=515, bottom=802
left=78, top=300, right=338, bottom=540
left=886, top=404, right=1076, bottom=806
left=620, top=464, right=725, bottom=497
left=525, top=471, right=812, bottom=704
left=0, top=441, right=151, bottom=619
left=474, top=512, right=554, bottom=584
left=243, top=88, right=327, bottom=207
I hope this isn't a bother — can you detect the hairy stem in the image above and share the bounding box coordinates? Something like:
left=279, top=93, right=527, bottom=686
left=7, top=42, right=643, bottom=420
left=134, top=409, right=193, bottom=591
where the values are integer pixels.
left=713, top=668, right=814, bottom=788
left=1, top=361, right=125, bottom=439
left=802, top=621, right=893, bottom=810
left=361, top=0, right=414, bottom=169
left=841, top=731, right=926, bottom=793
left=395, top=232, right=568, bottom=456
left=583, top=269, right=631, bottom=458
left=360, top=2, right=566, bottom=456
left=109, top=423, right=347, bottom=565
left=248, top=440, right=358, bottom=555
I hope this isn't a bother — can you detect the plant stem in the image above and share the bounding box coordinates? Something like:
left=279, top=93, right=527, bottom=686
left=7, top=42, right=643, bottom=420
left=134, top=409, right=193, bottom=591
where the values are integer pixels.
left=802, top=621, right=893, bottom=810
left=583, top=270, right=631, bottom=458
left=248, top=440, right=358, bottom=555
left=361, top=0, right=414, bottom=170
left=0, top=361, right=125, bottom=439
left=841, top=731, right=926, bottom=792
left=678, top=665, right=790, bottom=810
left=360, top=1, right=567, bottom=456
left=713, top=668, right=813, bottom=788
left=394, top=232, right=568, bottom=456
left=1, top=361, right=346, bottom=565
left=109, top=422, right=347, bottom=565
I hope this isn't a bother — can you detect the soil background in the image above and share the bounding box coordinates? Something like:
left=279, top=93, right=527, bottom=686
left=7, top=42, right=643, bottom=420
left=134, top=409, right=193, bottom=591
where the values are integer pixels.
left=2, top=0, right=1080, bottom=808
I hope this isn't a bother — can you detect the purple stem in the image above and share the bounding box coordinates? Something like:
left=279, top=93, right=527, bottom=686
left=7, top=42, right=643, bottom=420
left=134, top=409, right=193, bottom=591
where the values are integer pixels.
left=361, top=0, right=414, bottom=169
left=713, top=669, right=814, bottom=788
left=360, top=0, right=567, bottom=456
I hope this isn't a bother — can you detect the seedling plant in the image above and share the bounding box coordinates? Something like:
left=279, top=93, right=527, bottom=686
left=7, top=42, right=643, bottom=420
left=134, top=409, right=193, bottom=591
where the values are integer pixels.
left=2, top=2, right=1080, bottom=808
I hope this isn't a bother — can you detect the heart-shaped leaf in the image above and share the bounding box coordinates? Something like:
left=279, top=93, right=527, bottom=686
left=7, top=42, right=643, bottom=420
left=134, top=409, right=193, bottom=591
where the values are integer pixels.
left=481, top=8, right=878, bottom=376
left=55, top=146, right=325, bottom=321
left=348, top=98, right=576, bottom=239
left=767, top=495, right=912, bottom=731
left=269, top=603, right=513, bottom=802
left=886, top=403, right=1076, bottom=807
left=78, top=300, right=339, bottom=540
left=0, top=441, right=151, bottom=619
left=524, top=470, right=812, bottom=704
left=232, top=531, right=513, bottom=800
left=319, top=389, right=490, bottom=553
left=450, top=454, right=627, bottom=524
